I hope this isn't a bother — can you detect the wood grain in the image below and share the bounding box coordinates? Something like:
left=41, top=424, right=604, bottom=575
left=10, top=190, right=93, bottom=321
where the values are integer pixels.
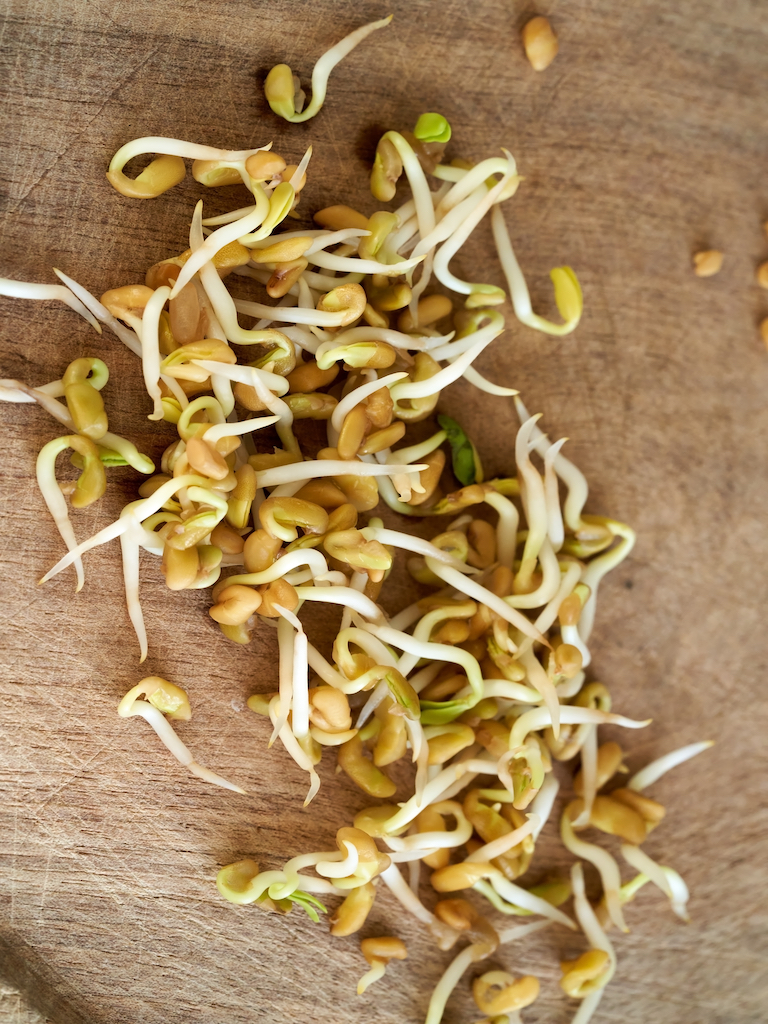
left=1, top=1, right=767, bottom=1022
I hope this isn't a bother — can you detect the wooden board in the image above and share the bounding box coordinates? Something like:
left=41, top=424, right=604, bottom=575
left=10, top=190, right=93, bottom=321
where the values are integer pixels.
left=1, top=1, right=767, bottom=1022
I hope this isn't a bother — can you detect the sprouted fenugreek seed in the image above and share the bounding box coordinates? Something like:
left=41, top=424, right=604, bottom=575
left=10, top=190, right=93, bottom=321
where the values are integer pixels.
left=0, top=15, right=714, bottom=1024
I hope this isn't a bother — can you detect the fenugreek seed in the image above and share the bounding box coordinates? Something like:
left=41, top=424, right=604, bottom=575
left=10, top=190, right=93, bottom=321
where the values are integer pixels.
left=364, top=386, right=394, bottom=429
left=361, top=936, right=407, bottom=964
left=245, top=151, right=287, bottom=181
left=279, top=163, right=307, bottom=193
left=369, top=282, right=412, bottom=313
left=209, top=584, right=263, bottom=625
left=218, top=620, right=252, bottom=645
left=284, top=392, right=338, bottom=419
left=397, top=294, right=454, bottom=332
left=266, top=257, right=309, bottom=298
left=64, top=380, right=108, bottom=441
left=559, top=949, right=610, bottom=998
left=392, top=351, right=441, bottom=423
left=185, top=436, right=230, bottom=480
left=146, top=260, right=181, bottom=291
left=358, top=421, right=406, bottom=455
left=210, top=521, right=245, bottom=555
left=373, top=701, right=407, bottom=767
left=693, top=249, right=724, bottom=277
left=337, top=734, right=397, bottom=798
left=309, top=687, right=352, bottom=732
left=316, top=448, right=380, bottom=511
left=162, top=544, right=200, bottom=591
left=260, top=496, right=329, bottom=540
left=243, top=529, right=283, bottom=573
left=329, top=882, right=376, bottom=936
left=473, top=972, right=540, bottom=1015
left=589, top=795, right=647, bottom=845
left=286, top=359, right=339, bottom=393
left=324, top=528, right=392, bottom=573
left=431, top=620, right=470, bottom=645
left=337, top=405, right=369, bottom=460
left=313, top=205, right=370, bottom=231
left=251, top=237, right=313, bottom=264
left=100, top=284, right=154, bottom=317
left=427, top=726, right=475, bottom=765
left=258, top=578, right=299, bottom=617
left=248, top=450, right=302, bottom=472
left=522, top=16, right=559, bottom=72
left=558, top=591, right=583, bottom=626
left=759, top=317, right=768, bottom=350
left=138, top=474, right=172, bottom=498
left=371, top=137, right=403, bottom=203
left=169, top=282, right=202, bottom=345
left=408, top=449, right=446, bottom=507
left=757, top=261, right=768, bottom=289
left=610, top=787, right=666, bottom=826
left=233, top=382, right=267, bottom=411
left=326, top=503, right=359, bottom=532
left=190, top=160, right=243, bottom=188
left=431, top=861, right=489, bottom=892
left=106, top=154, right=186, bottom=199
left=293, top=479, right=348, bottom=508
left=358, top=212, right=399, bottom=262
left=475, top=720, right=511, bottom=758
left=362, top=303, right=389, bottom=329
left=316, top=283, right=367, bottom=326
left=420, top=672, right=467, bottom=702
left=434, top=898, right=477, bottom=931
left=574, top=741, right=624, bottom=796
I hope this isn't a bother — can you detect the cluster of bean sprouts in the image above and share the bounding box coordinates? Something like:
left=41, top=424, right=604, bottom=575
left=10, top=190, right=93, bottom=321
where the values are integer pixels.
left=0, top=17, right=712, bottom=1024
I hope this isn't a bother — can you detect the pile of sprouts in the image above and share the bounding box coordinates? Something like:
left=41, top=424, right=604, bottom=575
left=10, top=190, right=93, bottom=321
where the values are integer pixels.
left=0, top=16, right=712, bottom=1024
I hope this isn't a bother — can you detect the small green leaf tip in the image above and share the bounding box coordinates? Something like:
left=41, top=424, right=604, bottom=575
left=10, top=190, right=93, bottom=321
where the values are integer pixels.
left=414, top=112, right=452, bottom=144
left=437, top=414, right=481, bottom=487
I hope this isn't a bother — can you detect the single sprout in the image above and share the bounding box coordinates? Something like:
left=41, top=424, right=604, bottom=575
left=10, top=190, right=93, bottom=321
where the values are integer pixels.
left=264, top=15, right=393, bottom=122
left=118, top=676, right=246, bottom=793
left=492, top=206, right=583, bottom=335
left=0, top=277, right=101, bottom=332
left=627, top=739, right=714, bottom=792
left=356, top=935, right=407, bottom=994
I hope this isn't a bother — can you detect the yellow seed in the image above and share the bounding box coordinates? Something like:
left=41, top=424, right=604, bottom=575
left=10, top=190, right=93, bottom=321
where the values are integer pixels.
left=293, top=479, right=348, bottom=509
left=610, top=787, right=666, bottom=827
left=364, top=386, right=394, bottom=429
left=431, top=620, right=470, bottom=645
left=358, top=421, right=406, bottom=455
left=475, top=720, right=511, bottom=759
left=146, top=261, right=182, bottom=291
left=329, top=881, right=376, bottom=936
left=398, top=294, right=454, bottom=332
left=757, top=261, right=768, bottom=289
left=559, top=949, right=610, bottom=998
left=250, top=237, right=313, bottom=264
left=169, top=282, right=202, bottom=345
left=373, top=700, right=408, bottom=767
left=162, top=544, right=200, bottom=591
left=427, top=725, right=475, bottom=765
left=369, top=281, right=412, bottom=313
left=259, top=496, right=329, bottom=541
left=309, top=687, right=352, bottom=732
left=361, top=936, right=407, bottom=965
left=314, top=205, right=370, bottom=231
left=212, top=240, right=252, bottom=273
left=209, top=584, right=263, bottom=625
left=408, top=449, right=446, bottom=506
left=473, top=972, right=540, bottom=1015
left=693, top=249, right=724, bottom=277
left=257, top=578, right=299, bottom=617
left=757, top=313, right=767, bottom=346
left=522, top=16, right=559, bottom=72
left=324, top=528, right=392, bottom=573
left=233, top=382, right=268, bottom=411
left=574, top=741, right=624, bottom=796
left=185, top=436, right=230, bottom=480
left=359, top=212, right=399, bottom=261
left=588, top=795, right=647, bottom=845
left=286, top=359, right=339, bottom=393
left=431, top=861, right=489, bottom=892
left=106, top=154, right=186, bottom=199
left=100, top=284, right=154, bottom=316
left=245, top=151, right=287, bottom=181
left=63, top=381, right=108, bottom=441
left=219, top=620, right=252, bottom=645
left=138, top=473, right=171, bottom=498
left=434, top=898, right=478, bottom=931
left=392, top=352, right=441, bottom=422
left=266, top=257, right=309, bottom=298
left=316, top=283, right=367, bottom=326
left=420, top=673, right=468, bottom=701
left=284, top=392, right=338, bottom=420
left=362, top=303, right=389, bottom=329
left=243, top=529, right=283, bottom=573
left=466, top=519, right=496, bottom=568
left=371, top=137, right=403, bottom=202
left=190, top=160, right=243, bottom=188
left=337, top=405, right=369, bottom=460
left=210, top=521, right=245, bottom=554
left=337, top=734, right=397, bottom=798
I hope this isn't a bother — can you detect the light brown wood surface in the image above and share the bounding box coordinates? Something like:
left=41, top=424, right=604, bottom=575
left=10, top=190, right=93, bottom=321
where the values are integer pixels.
left=1, top=2, right=767, bottom=1022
